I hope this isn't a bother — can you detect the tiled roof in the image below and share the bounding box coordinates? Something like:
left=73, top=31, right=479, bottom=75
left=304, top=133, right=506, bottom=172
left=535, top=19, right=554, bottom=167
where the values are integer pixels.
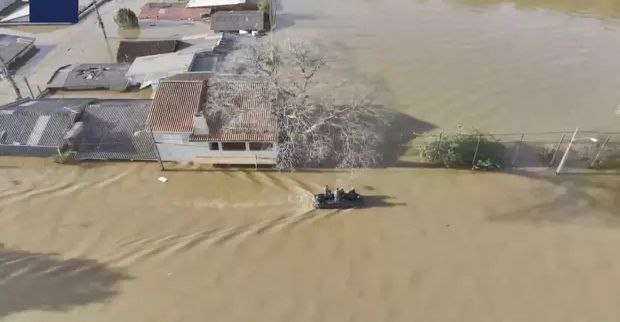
left=117, top=40, right=178, bottom=63
left=192, top=78, right=276, bottom=142
left=0, top=34, right=35, bottom=66
left=0, top=99, right=90, bottom=155
left=74, top=100, right=157, bottom=161
left=46, top=64, right=130, bottom=91
left=147, top=80, right=207, bottom=132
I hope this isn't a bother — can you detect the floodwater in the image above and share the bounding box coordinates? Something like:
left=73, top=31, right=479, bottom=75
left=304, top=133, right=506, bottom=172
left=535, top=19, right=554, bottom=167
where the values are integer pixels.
left=278, top=0, right=620, bottom=132
left=1, top=159, right=619, bottom=322
left=1, top=0, right=620, bottom=321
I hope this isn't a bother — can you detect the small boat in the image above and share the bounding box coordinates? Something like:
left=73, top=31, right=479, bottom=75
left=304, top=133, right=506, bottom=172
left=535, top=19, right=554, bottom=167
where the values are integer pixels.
left=313, top=187, right=364, bottom=209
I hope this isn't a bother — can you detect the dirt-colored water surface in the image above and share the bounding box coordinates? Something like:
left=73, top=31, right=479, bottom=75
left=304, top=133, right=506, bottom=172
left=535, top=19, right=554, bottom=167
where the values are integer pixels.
left=1, top=0, right=620, bottom=321
left=0, top=159, right=619, bottom=322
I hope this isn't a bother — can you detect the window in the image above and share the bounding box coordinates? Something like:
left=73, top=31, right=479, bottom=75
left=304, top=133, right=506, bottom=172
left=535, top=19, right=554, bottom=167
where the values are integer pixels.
left=209, top=142, right=219, bottom=150
left=158, top=134, right=183, bottom=144
left=221, top=142, right=246, bottom=151
left=249, top=142, right=273, bottom=151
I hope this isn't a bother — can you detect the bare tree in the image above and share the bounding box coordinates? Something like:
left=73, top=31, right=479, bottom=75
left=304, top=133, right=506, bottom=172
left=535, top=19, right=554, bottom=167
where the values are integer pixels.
left=215, top=36, right=390, bottom=170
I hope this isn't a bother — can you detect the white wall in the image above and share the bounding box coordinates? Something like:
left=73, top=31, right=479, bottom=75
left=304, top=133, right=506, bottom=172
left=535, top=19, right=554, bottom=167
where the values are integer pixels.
left=156, top=141, right=277, bottom=164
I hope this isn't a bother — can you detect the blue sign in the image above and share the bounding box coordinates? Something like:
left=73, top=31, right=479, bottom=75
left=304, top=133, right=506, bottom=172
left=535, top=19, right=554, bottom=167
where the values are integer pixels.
left=30, top=0, right=79, bottom=23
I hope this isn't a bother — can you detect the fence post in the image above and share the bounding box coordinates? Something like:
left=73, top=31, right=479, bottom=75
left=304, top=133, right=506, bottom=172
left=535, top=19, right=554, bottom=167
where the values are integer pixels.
left=556, top=128, right=579, bottom=175
left=548, top=134, right=565, bottom=167
left=436, top=131, right=443, bottom=162
left=23, top=77, right=34, bottom=98
left=149, top=129, right=164, bottom=171
left=511, top=133, right=524, bottom=168
left=471, top=134, right=481, bottom=170
left=589, top=136, right=610, bottom=169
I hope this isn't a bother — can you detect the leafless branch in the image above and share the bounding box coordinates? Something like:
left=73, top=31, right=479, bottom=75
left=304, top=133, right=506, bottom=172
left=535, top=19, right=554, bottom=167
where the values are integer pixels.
left=219, top=36, right=390, bottom=169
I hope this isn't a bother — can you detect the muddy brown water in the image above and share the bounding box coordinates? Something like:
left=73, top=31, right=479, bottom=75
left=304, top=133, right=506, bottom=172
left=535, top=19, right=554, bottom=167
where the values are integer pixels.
left=1, top=0, right=620, bottom=321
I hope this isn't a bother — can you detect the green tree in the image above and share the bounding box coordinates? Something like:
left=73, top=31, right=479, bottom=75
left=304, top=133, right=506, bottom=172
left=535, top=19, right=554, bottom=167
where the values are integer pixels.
left=114, top=8, right=139, bottom=29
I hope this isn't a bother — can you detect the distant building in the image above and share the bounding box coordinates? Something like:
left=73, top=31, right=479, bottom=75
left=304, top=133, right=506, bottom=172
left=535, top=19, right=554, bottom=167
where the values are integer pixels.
left=117, top=40, right=179, bottom=63
left=0, top=98, right=92, bottom=156
left=0, top=34, right=36, bottom=70
left=125, top=35, right=223, bottom=88
left=147, top=77, right=277, bottom=165
left=186, top=0, right=256, bottom=11
left=211, top=10, right=266, bottom=33
left=47, top=64, right=131, bottom=91
left=138, top=2, right=211, bottom=21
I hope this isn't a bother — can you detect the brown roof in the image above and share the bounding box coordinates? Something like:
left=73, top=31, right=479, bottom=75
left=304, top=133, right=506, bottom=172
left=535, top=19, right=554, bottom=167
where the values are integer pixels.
left=117, top=40, right=178, bottom=63
left=192, top=79, right=277, bottom=142
left=138, top=2, right=211, bottom=20
left=147, top=80, right=207, bottom=132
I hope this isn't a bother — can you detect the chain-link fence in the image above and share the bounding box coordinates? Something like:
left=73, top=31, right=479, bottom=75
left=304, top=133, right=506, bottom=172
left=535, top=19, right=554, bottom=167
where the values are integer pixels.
left=413, top=130, right=620, bottom=173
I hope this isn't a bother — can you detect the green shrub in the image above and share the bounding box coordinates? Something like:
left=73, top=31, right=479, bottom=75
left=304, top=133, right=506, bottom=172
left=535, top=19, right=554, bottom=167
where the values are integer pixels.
left=420, top=130, right=506, bottom=170
left=52, top=151, right=73, bottom=164
left=258, top=0, right=270, bottom=13
left=114, top=8, right=139, bottom=29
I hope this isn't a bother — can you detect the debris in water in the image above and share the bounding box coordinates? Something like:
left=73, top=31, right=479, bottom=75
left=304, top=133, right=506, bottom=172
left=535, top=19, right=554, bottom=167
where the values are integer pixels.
left=158, top=177, right=168, bottom=183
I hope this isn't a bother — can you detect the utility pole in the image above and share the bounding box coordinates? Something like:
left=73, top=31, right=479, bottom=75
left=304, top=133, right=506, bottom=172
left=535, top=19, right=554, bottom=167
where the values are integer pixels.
left=93, top=0, right=108, bottom=40
left=0, top=56, right=22, bottom=99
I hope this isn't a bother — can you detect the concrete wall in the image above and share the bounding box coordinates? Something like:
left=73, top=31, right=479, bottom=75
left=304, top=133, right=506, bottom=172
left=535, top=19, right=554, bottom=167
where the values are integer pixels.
left=157, top=143, right=209, bottom=162
left=0, top=144, right=58, bottom=157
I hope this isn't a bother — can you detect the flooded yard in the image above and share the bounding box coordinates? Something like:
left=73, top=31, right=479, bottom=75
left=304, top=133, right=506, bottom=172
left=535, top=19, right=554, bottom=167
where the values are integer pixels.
left=1, top=0, right=620, bottom=321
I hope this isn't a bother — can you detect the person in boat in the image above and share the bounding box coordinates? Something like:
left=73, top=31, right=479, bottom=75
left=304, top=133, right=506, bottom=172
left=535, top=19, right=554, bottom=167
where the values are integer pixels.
left=324, top=185, right=331, bottom=198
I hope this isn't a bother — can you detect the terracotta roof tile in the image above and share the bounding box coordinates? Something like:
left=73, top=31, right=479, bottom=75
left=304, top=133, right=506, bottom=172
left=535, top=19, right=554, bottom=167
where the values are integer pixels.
left=147, top=80, right=207, bottom=132
left=192, top=79, right=277, bottom=142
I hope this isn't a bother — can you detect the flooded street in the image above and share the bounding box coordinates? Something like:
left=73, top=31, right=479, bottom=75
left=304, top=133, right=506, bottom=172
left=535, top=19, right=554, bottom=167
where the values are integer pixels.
left=1, top=0, right=620, bottom=321
left=1, top=159, right=619, bottom=322
left=279, top=0, right=620, bottom=132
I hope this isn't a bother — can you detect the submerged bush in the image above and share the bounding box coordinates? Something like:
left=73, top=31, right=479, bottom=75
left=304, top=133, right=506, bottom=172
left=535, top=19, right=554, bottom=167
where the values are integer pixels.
left=419, top=130, right=506, bottom=170
left=52, top=151, right=73, bottom=164
left=114, top=8, right=139, bottom=29
left=258, top=0, right=270, bottom=13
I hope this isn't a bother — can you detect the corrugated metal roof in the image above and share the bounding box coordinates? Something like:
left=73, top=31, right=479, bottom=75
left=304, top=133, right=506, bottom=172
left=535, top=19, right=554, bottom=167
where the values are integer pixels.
left=117, top=40, right=178, bottom=63
left=0, top=99, right=90, bottom=151
left=0, top=33, right=35, bottom=66
left=74, top=100, right=157, bottom=161
left=211, top=10, right=265, bottom=32
left=147, top=80, right=207, bottom=132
